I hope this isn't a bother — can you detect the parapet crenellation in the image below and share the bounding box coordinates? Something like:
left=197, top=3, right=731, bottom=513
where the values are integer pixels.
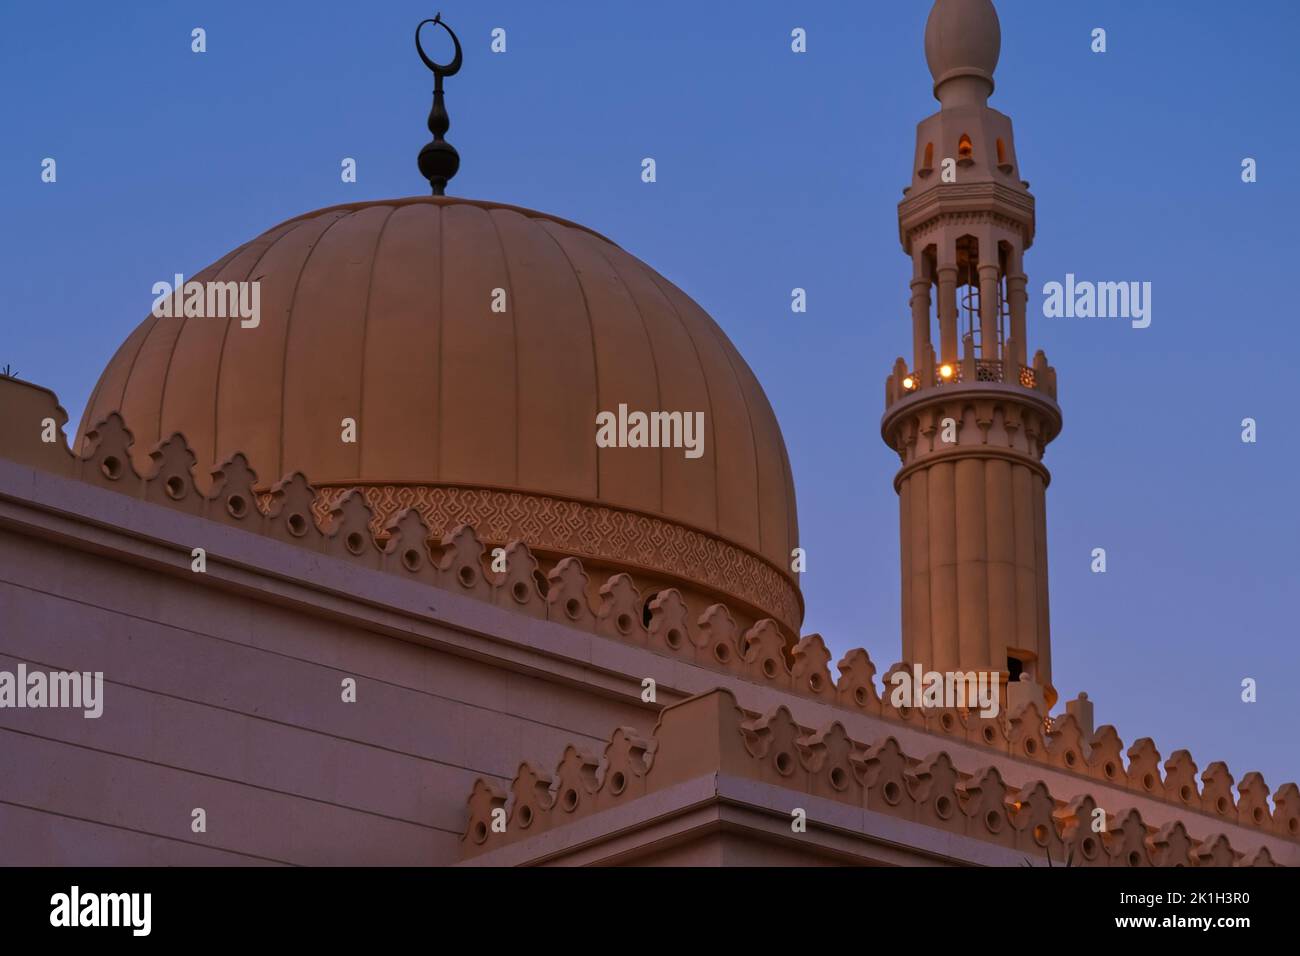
left=460, top=688, right=1280, bottom=866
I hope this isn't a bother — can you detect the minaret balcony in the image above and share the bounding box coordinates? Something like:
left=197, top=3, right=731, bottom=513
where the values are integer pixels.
left=899, top=358, right=1019, bottom=390
left=880, top=358, right=1063, bottom=474
left=898, top=359, right=1024, bottom=391
left=886, top=351, right=1058, bottom=414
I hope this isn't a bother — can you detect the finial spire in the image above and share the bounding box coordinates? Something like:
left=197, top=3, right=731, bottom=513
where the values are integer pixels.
left=416, top=13, right=463, bottom=196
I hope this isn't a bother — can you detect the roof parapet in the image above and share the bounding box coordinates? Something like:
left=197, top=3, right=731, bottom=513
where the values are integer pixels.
left=2, top=374, right=1295, bottom=847
left=461, top=688, right=1286, bottom=866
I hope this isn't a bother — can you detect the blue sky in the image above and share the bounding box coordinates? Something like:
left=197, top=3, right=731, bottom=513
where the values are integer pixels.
left=3, top=1, right=1298, bottom=791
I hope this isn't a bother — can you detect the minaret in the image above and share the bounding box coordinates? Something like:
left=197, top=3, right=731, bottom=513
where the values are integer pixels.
left=881, top=0, right=1062, bottom=707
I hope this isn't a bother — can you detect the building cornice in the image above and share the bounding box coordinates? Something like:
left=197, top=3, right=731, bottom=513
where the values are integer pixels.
left=898, top=180, right=1036, bottom=253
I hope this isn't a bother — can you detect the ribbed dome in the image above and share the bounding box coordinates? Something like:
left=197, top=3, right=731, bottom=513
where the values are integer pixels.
left=79, top=196, right=801, bottom=631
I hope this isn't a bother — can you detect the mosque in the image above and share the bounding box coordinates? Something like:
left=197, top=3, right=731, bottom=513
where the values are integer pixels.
left=0, top=0, right=1293, bottom=866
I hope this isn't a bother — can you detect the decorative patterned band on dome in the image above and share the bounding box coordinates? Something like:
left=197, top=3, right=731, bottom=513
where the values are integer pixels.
left=307, top=483, right=803, bottom=633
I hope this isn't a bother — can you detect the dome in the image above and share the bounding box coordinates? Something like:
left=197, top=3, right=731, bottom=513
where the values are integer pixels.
left=924, top=0, right=1001, bottom=103
left=79, top=196, right=802, bottom=633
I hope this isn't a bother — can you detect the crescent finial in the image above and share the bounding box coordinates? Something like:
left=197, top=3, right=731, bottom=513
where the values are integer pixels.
left=416, top=14, right=463, bottom=79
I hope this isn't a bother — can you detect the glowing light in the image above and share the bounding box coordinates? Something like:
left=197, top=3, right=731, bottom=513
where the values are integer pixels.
left=939, top=363, right=954, bottom=380
left=902, top=376, right=915, bottom=390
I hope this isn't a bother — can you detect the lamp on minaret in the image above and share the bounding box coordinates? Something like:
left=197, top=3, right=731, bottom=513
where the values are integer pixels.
left=416, top=13, right=463, bottom=196
left=882, top=0, right=1062, bottom=710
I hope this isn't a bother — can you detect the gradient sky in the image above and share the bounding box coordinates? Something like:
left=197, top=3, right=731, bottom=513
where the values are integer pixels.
left=3, top=1, right=1298, bottom=790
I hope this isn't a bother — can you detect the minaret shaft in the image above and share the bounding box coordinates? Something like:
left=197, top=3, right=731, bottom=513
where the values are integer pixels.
left=897, top=444, right=1052, bottom=692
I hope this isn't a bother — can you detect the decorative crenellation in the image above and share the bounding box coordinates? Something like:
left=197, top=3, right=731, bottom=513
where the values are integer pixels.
left=902, top=207, right=1033, bottom=247
left=880, top=376, right=1060, bottom=468
left=1, top=380, right=1294, bottom=846
left=460, top=688, right=1282, bottom=866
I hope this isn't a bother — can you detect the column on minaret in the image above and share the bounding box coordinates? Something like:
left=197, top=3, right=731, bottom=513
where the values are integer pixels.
left=977, top=231, right=1001, bottom=362
left=927, top=459, right=958, bottom=672
left=1006, top=242, right=1028, bottom=368
left=907, top=469, right=933, bottom=669
left=936, top=249, right=959, bottom=367
left=1011, top=463, right=1039, bottom=656
left=909, top=249, right=933, bottom=373
left=1032, top=469, right=1052, bottom=687
left=984, top=457, right=1018, bottom=657
left=900, top=474, right=912, bottom=656
left=955, top=455, right=990, bottom=672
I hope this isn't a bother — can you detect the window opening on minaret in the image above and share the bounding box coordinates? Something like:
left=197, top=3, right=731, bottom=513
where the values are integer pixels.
left=960, top=259, right=979, bottom=356
left=996, top=138, right=1014, bottom=173
left=1007, top=655, right=1024, bottom=684
left=956, top=236, right=982, bottom=359
left=958, top=134, right=974, bottom=163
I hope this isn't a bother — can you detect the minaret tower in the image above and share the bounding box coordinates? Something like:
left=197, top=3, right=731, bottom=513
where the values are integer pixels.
left=881, top=0, right=1062, bottom=706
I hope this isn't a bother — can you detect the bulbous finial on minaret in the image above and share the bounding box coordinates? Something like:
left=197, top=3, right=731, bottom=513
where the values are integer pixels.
left=924, top=0, right=1001, bottom=108
left=416, top=13, right=463, bottom=196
